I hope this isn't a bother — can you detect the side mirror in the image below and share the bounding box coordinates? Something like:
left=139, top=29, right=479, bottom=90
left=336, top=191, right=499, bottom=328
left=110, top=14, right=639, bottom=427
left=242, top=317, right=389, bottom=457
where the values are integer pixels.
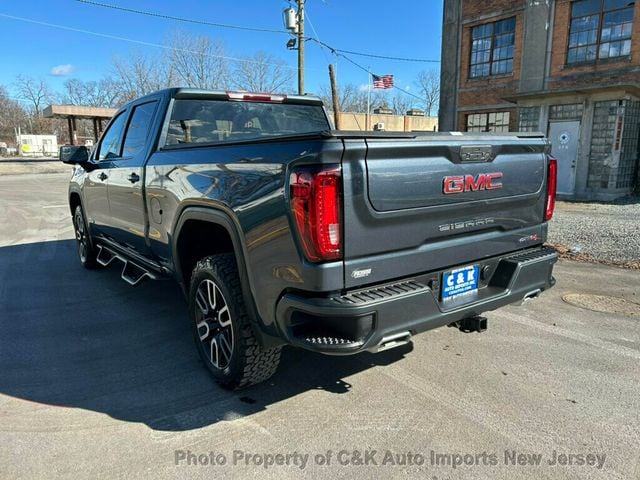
left=60, top=145, right=89, bottom=165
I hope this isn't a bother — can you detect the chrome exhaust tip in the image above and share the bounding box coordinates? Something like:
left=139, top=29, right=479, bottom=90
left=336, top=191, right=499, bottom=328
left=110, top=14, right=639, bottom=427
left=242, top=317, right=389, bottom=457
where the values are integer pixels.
left=368, top=331, right=412, bottom=353
left=514, top=288, right=542, bottom=306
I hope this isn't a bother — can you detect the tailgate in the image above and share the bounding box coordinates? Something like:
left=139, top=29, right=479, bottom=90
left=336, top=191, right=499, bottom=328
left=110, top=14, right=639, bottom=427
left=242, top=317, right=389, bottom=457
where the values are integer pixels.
left=341, top=134, right=550, bottom=288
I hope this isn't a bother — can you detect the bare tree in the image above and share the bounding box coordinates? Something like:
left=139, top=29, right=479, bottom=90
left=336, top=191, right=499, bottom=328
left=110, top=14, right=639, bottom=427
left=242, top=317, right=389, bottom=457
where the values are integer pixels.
left=365, top=90, right=383, bottom=113
left=415, top=69, right=440, bottom=116
left=390, top=93, right=414, bottom=115
left=112, top=51, right=175, bottom=102
left=319, top=83, right=359, bottom=112
left=62, top=77, right=122, bottom=108
left=61, top=78, right=86, bottom=105
left=168, top=31, right=228, bottom=89
left=0, top=85, right=27, bottom=144
left=14, top=76, right=52, bottom=118
left=109, top=32, right=294, bottom=100
left=13, top=76, right=54, bottom=134
left=233, top=51, right=294, bottom=93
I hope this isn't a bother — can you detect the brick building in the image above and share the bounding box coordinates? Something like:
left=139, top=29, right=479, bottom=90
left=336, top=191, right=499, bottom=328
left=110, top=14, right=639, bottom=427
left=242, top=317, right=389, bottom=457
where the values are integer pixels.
left=439, top=0, right=640, bottom=200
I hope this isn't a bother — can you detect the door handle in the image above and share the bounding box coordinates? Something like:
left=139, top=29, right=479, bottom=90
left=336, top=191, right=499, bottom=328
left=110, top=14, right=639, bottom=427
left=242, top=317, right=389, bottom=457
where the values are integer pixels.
left=127, top=173, right=140, bottom=183
left=98, top=172, right=108, bottom=181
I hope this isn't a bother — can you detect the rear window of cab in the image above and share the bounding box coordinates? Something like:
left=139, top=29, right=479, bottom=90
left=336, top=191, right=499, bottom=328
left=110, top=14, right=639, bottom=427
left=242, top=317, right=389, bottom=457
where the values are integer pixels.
left=164, top=99, right=329, bottom=147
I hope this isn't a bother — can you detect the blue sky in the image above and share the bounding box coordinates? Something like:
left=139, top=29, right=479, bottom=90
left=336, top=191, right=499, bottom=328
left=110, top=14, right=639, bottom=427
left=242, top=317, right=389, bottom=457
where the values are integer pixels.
left=0, top=0, right=443, bottom=100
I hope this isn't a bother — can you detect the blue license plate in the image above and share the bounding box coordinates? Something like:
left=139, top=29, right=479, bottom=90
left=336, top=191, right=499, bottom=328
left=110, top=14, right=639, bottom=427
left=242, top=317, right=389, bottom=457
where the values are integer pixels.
left=442, top=265, right=480, bottom=301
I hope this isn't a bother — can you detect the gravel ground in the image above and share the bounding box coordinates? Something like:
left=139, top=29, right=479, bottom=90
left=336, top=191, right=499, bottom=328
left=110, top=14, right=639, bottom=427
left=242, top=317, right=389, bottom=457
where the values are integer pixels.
left=548, top=200, right=640, bottom=265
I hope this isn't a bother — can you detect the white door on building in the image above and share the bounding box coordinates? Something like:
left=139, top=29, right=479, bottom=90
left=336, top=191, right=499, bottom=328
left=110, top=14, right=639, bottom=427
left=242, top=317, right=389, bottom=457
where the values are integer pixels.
left=548, top=121, right=580, bottom=195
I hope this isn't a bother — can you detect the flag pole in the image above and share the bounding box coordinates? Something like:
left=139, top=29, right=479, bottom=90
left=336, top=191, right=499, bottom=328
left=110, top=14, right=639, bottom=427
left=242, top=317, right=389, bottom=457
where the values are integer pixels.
left=367, top=67, right=371, bottom=131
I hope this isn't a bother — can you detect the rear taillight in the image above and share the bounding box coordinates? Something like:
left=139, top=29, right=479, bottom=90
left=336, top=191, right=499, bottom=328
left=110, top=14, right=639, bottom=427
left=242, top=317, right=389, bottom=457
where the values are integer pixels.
left=545, top=155, right=557, bottom=221
left=290, top=166, right=342, bottom=262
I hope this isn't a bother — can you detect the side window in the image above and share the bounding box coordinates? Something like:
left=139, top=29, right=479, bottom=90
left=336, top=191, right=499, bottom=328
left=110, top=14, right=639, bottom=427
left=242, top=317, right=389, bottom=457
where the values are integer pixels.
left=98, top=112, right=127, bottom=160
left=122, top=101, right=158, bottom=158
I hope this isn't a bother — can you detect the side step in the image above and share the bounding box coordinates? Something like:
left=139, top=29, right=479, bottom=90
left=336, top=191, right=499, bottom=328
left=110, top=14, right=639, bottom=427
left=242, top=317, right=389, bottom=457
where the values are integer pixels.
left=96, top=246, right=116, bottom=267
left=96, top=245, right=158, bottom=286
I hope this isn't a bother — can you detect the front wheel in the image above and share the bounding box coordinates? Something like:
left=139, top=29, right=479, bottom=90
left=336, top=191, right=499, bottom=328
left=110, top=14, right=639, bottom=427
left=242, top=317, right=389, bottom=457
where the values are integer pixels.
left=189, top=254, right=282, bottom=389
left=73, top=205, right=99, bottom=269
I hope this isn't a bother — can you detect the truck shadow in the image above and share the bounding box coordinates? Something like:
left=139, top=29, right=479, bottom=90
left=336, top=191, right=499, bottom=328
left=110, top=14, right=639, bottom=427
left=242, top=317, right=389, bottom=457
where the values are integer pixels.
left=0, top=239, right=411, bottom=431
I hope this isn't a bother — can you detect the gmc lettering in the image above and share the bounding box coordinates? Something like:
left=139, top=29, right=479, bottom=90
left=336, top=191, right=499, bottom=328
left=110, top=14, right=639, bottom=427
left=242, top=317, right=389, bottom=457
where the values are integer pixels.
left=443, top=173, right=504, bottom=194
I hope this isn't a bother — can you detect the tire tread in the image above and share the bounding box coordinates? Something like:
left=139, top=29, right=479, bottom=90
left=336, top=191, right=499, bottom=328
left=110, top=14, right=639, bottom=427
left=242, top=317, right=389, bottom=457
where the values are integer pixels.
left=191, top=254, right=281, bottom=389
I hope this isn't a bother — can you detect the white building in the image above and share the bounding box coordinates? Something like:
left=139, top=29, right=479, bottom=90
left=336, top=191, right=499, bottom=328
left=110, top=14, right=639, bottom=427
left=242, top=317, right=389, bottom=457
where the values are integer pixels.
left=17, top=134, right=58, bottom=157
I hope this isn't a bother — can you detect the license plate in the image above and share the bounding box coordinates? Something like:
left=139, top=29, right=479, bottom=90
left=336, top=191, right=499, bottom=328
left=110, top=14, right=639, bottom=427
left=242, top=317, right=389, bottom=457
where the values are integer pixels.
left=442, top=265, right=479, bottom=301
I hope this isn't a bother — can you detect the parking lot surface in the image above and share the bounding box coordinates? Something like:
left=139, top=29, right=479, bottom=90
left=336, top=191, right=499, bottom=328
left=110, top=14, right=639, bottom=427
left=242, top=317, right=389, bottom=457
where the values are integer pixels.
left=1, top=173, right=639, bottom=479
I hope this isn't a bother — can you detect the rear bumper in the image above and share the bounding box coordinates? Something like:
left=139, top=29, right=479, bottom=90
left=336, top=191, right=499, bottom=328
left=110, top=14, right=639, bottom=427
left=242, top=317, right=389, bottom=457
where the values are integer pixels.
left=275, top=246, right=558, bottom=355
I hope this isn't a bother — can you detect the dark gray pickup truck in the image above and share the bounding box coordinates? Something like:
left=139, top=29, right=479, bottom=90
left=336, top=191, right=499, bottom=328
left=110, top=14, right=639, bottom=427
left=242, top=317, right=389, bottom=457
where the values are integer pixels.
left=61, top=88, right=558, bottom=389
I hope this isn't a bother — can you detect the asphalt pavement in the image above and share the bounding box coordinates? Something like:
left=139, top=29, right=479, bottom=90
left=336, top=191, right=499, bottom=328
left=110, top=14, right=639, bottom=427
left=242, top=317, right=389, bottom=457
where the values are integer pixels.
left=1, top=173, right=639, bottom=480
left=0, top=158, right=70, bottom=176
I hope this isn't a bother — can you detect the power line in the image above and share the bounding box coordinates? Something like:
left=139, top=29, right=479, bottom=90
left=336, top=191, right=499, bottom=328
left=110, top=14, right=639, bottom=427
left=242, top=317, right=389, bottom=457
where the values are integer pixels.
left=333, top=48, right=439, bottom=64
left=304, top=11, right=331, bottom=65
left=74, top=0, right=287, bottom=35
left=389, top=85, right=425, bottom=102
left=306, top=38, right=426, bottom=102
left=0, top=13, right=315, bottom=72
left=308, top=38, right=366, bottom=72
left=0, top=12, right=432, bottom=103
left=74, top=0, right=440, bottom=64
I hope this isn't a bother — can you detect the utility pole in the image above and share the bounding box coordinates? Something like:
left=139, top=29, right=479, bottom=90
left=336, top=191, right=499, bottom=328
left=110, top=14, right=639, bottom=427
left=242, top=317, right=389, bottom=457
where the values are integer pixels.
left=328, top=64, right=340, bottom=129
left=297, top=0, right=305, bottom=95
left=283, top=1, right=305, bottom=95
left=366, top=68, right=371, bottom=131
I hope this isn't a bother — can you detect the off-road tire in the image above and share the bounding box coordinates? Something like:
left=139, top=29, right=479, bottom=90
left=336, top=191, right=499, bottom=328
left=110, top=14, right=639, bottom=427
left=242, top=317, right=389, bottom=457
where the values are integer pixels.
left=73, top=205, right=99, bottom=269
left=189, top=253, right=282, bottom=389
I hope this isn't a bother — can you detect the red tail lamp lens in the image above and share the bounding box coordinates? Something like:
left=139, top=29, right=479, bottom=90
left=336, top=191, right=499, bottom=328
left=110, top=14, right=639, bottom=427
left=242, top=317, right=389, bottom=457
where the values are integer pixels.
left=290, top=166, right=342, bottom=262
left=545, top=156, right=557, bottom=221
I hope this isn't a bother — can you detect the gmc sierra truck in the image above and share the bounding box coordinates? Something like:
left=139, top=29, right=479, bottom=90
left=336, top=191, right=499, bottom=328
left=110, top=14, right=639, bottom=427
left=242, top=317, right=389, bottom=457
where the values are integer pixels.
left=60, top=88, right=558, bottom=389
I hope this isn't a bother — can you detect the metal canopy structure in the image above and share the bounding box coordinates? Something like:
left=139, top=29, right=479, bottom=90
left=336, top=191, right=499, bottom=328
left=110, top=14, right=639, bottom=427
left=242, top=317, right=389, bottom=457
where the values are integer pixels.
left=43, top=105, right=117, bottom=145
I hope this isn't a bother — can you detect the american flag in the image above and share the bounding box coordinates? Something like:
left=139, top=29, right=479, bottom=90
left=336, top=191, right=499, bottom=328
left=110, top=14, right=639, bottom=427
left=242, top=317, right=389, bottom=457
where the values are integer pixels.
left=372, top=74, right=394, bottom=89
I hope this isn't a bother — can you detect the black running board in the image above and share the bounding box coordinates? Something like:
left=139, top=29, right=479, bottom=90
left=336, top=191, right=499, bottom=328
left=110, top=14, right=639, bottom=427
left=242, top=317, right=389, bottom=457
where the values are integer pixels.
left=96, top=245, right=158, bottom=286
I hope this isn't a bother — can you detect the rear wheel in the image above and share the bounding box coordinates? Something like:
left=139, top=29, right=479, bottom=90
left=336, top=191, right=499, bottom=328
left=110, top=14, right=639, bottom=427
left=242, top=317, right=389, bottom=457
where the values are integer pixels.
left=73, top=205, right=99, bottom=269
left=189, top=254, right=281, bottom=389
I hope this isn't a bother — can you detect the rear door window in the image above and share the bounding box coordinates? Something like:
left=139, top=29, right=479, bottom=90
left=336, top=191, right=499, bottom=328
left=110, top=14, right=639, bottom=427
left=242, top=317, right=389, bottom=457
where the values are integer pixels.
left=122, top=101, right=158, bottom=158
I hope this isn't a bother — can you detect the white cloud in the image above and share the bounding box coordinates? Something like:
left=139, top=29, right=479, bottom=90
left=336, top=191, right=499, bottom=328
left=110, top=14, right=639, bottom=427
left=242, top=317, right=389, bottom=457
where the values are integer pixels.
left=358, top=83, right=370, bottom=92
left=50, top=64, right=75, bottom=76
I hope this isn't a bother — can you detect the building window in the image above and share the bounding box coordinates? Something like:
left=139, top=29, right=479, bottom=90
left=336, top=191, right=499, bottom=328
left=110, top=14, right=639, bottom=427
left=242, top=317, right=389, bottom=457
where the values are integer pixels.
left=588, top=100, right=619, bottom=188
left=567, top=0, right=635, bottom=64
left=549, top=103, right=584, bottom=120
left=469, top=17, right=516, bottom=78
left=466, top=112, right=511, bottom=132
left=518, top=107, right=541, bottom=132
left=618, top=100, right=640, bottom=189
left=588, top=100, right=640, bottom=189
